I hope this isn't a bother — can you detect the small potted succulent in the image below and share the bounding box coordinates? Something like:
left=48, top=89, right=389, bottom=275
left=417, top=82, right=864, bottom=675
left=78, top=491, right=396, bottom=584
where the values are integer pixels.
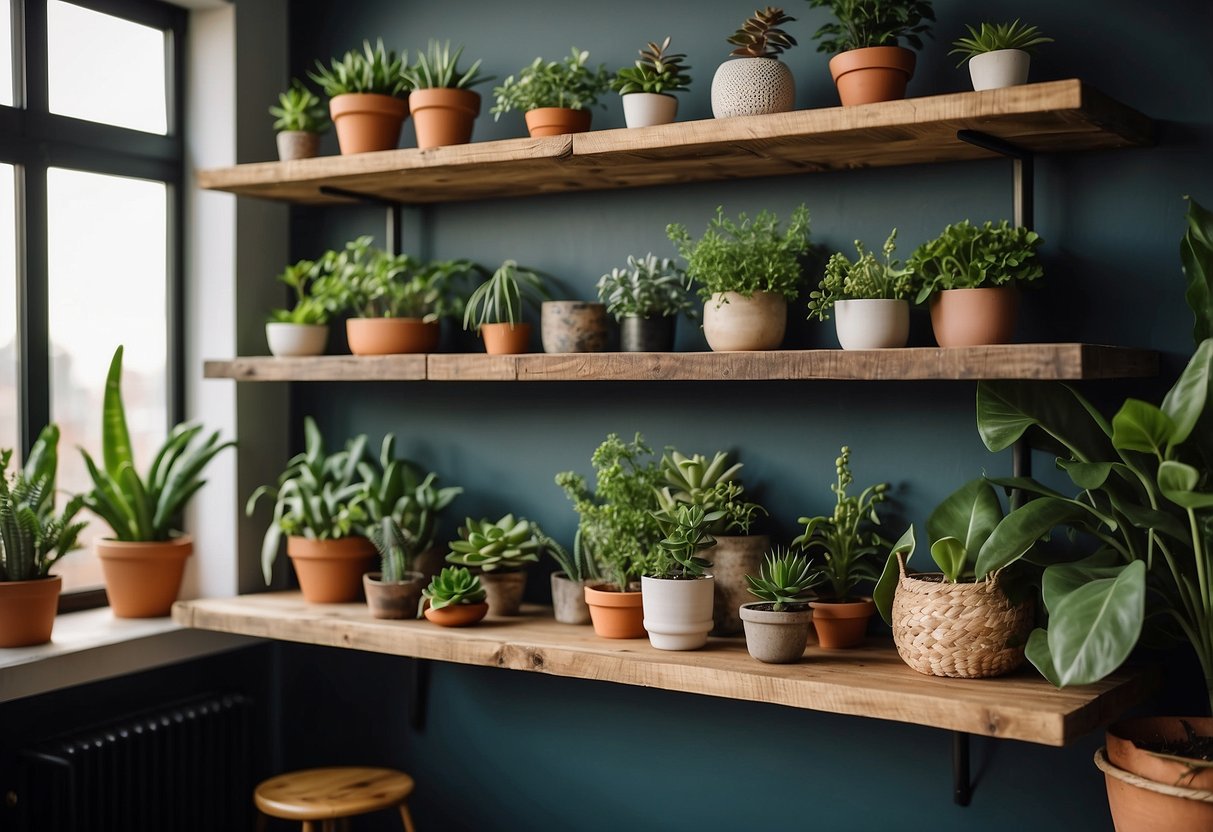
left=950, top=20, right=1052, bottom=91
left=808, top=0, right=936, bottom=106
left=269, top=80, right=329, bottom=161
left=265, top=256, right=340, bottom=357
left=668, top=204, right=811, bottom=351
left=463, top=260, right=550, bottom=354
left=909, top=219, right=1044, bottom=347
left=596, top=253, right=695, bottom=352
left=310, top=39, right=409, bottom=155
left=711, top=6, right=798, bottom=118
left=363, top=517, right=426, bottom=620
left=421, top=566, right=488, bottom=627
left=644, top=504, right=718, bottom=651
left=491, top=47, right=612, bottom=137
left=402, top=40, right=491, bottom=149
left=611, top=36, right=692, bottom=128
left=806, top=229, right=915, bottom=349
left=446, top=514, right=543, bottom=616
left=740, top=547, right=824, bottom=664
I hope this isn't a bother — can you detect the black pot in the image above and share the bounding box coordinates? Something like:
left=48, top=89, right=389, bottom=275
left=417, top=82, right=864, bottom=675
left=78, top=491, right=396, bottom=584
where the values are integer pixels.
left=620, top=316, right=676, bottom=352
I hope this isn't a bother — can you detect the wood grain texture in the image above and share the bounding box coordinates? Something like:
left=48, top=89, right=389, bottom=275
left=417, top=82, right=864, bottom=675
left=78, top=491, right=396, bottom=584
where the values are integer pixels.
left=173, top=593, right=1155, bottom=746
left=203, top=355, right=426, bottom=381
left=255, top=767, right=414, bottom=821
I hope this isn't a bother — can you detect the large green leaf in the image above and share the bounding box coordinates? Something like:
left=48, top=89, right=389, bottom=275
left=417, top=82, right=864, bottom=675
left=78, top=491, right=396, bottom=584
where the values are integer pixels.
left=1158, top=460, right=1213, bottom=509
left=927, top=478, right=1002, bottom=554
left=1116, top=501, right=1192, bottom=544
left=976, top=497, right=1095, bottom=578
left=1041, top=557, right=1126, bottom=611
left=1181, top=197, right=1213, bottom=345
left=977, top=382, right=1113, bottom=462
left=1048, top=559, right=1146, bottom=687
left=1058, top=460, right=1114, bottom=490
left=874, top=525, right=914, bottom=625
left=1111, top=399, right=1175, bottom=457
left=1161, top=339, right=1213, bottom=446
left=101, top=346, right=135, bottom=482
left=930, top=537, right=967, bottom=582
left=1025, top=629, right=1061, bottom=687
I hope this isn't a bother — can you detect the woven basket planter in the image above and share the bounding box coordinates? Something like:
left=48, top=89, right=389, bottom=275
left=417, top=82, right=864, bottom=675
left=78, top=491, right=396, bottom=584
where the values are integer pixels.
left=890, top=554, right=1033, bottom=678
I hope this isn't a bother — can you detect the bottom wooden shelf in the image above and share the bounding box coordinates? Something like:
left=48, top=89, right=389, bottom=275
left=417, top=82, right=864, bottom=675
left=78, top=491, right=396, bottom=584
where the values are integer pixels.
left=172, top=592, right=1153, bottom=747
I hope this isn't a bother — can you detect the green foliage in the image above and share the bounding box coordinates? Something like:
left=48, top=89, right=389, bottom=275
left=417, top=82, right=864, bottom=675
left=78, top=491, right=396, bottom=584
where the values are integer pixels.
left=650, top=504, right=717, bottom=579
left=402, top=40, right=490, bottom=90
left=950, top=20, right=1053, bottom=65
left=325, top=236, right=476, bottom=321
left=82, top=347, right=232, bottom=544
left=1182, top=196, right=1213, bottom=346
left=0, top=428, right=87, bottom=582
left=727, top=6, right=798, bottom=58
left=369, top=516, right=415, bottom=582
left=612, top=37, right=692, bottom=95
left=808, top=0, right=936, bottom=54
left=667, top=205, right=811, bottom=302
left=807, top=229, right=914, bottom=321
left=909, top=220, right=1044, bottom=302
left=358, top=433, right=462, bottom=548
left=269, top=81, right=329, bottom=133
left=492, top=48, right=613, bottom=116
left=422, top=565, right=486, bottom=611
left=541, top=528, right=597, bottom=583
left=655, top=449, right=767, bottom=535
left=310, top=39, right=408, bottom=98
left=267, top=257, right=342, bottom=326
left=746, top=547, right=824, bottom=611
left=462, top=260, right=549, bottom=329
left=596, top=253, right=695, bottom=320
left=446, top=514, right=543, bottom=572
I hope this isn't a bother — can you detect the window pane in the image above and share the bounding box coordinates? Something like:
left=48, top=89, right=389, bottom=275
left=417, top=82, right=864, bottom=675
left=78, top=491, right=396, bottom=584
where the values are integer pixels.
left=48, top=168, right=167, bottom=592
left=0, top=165, right=15, bottom=453
left=0, top=1, right=12, bottom=107
left=47, top=1, right=167, bottom=134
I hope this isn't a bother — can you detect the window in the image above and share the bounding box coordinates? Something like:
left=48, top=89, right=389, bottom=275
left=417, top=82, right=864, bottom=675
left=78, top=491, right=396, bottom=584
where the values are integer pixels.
left=2, top=0, right=185, bottom=603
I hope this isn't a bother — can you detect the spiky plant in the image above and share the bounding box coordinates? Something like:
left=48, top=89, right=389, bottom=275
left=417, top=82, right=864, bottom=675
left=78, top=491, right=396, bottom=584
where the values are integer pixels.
left=0, top=430, right=87, bottom=583
left=310, top=39, right=408, bottom=98
left=422, top=566, right=486, bottom=611
left=650, top=504, right=718, bottom=579
left=727, top=7, right=799, bottom=58
left=612, top=37, right=692, bottom=95
left=950, top=20, right=1052, bottom=66
left=402, top=40, right=491, bottom=90
left=654, top=450, right=767, bottom=535
left=446, top=514, right=543, bottom=572
left=269, top=81, right=329, bottom=133
left=746, top=548, right=823, bottom=611
left=368, top=517, right=416, bottom=583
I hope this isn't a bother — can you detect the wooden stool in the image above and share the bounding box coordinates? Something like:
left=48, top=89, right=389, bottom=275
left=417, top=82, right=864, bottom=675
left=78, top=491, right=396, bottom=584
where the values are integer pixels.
left=254, top=766, right=417, bottom=832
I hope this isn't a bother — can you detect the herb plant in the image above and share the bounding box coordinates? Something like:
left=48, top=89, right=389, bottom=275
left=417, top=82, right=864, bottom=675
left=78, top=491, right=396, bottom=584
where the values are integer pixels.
left=612, top=37, right=692, bottom=95
left=446, top=514, right=543, bottom=572
left=270, top=81, right=329, bottom=133
left=402, top=40, right=490, bottom=90
left=0, top=427, right=87, bottom=582
left=807, top=229, right=914, bottom=320
left=746, top=547, right=824, bottom=611
left=727, top=7, right=798, bottom=58
left=369, top=516, right=416, bottom=583
left=596, top=253, right=695, bottom=320
left=650, top=504, right=717, bottom=580
left=311, top=39, right=408, bottom=98
left=807, top=0, right=936, bottom=54
left=267, top=258, right=340, bottom=326
left=492, top=48, right=613, bottom=116
left=950, top=21, right=1052, bottom=65
left=422, top=566, right=486, bottom=610
left=463, top=260, right=549, bottom=329
left=655, top=450, right=767, bottom=535
left=909, top=220, right=1044, bottom=303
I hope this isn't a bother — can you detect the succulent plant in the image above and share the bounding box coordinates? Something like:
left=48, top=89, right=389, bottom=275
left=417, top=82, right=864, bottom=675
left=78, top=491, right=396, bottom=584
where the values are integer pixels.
left=402, top=40, right=491, bottom=90
left=746, top=547, right=823, bottom=611
left=421, top=566, right=486, bottom=611
left=655, top=450, right=767, bottom=535
left=727, top=7, right=798, bottom=58
left=612, top=37, right=692, bottom=95
left=650, top=504, right=717, bottom=579
left=446, top=514, right=543, bottom=572
left=0, top=427, right=87, bottom=582
left=596, top=253, right=696, bottom=321
left=950, top=20, right=1052, bottom=66
left=310, top=39, right=408, bottom=98
left=269, top=81, right=329, bottom=134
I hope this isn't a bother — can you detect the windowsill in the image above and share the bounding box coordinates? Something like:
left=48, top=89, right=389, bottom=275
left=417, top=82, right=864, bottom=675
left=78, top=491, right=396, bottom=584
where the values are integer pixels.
left=0, top=606, right=260, bottom=703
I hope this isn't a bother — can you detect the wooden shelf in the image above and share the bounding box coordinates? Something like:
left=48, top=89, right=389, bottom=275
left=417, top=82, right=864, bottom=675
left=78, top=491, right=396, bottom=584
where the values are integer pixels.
left=197, top=80, right=1152, bottom=206
left=172, top=593, right=1154, bottom=747
left=204, top=344, right=1158, bottom=383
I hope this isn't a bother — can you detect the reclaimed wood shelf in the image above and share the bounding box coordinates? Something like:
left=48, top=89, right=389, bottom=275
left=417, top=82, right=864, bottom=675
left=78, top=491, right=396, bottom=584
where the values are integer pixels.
left=197, top=80, right=1152, bottom=206
left=172, top=593, right=1154, bottom=747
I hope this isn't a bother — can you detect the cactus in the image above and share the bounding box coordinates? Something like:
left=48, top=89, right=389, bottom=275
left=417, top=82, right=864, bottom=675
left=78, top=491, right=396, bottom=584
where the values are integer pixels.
left=368, top=516, right=415, bottom=583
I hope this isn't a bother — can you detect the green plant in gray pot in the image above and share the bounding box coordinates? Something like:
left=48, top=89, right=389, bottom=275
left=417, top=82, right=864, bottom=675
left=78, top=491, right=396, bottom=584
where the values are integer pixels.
left=446, top=514, right=544, bottom=616
left=363, top=516, right=426, bottom=620
left=597, top=253, right=695, bottom=351
left=740, top=547, right=824, bottom=664
left=542, top=529, right=597, bottom=625
left=269, top=80, right=329, bottom=161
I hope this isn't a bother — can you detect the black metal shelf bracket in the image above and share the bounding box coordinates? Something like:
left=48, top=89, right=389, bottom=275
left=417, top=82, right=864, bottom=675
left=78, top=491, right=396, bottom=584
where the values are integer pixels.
left=953, top=732, right=973, bottom=806
left=408, top=658, right=430, bottom=731
left=316, top=186, right=404, bottom=256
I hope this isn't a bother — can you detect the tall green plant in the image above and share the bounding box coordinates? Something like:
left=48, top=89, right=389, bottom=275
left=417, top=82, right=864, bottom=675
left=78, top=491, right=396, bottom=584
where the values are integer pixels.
left=310, top=39, right=408, bottom=97
left=369, top=516, right=415, bottom=583
left=0, top=427, right=87, bottom=582
left=492, top=48, right=612, bottom=116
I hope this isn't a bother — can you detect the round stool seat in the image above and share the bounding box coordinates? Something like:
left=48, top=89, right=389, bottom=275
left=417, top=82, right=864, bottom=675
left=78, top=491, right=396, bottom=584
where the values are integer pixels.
left=255, top=766, right=415, bottom=821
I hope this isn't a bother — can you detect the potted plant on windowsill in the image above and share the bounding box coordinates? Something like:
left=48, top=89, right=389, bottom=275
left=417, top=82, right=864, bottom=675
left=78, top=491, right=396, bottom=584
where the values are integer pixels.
left=310, top=39, right=409, bottom=155
left=421, top=566, right=488, bottom=627
left=711, top=6, right=798, bottom=118
left=266, top=256, right=340, bottom=357
left=668, top=204, right=810, bottom=351
left=363, top=517, right=426, bottom=620
left=740, top=547, right=824, bottom=663
left=402, top=40, right=491, bottom=149
left=644, top=504, right=718, bottom=651
left=463, top=260, right=549, bottom=354
left=612, top=36, right=692, bottom=128
left=269, top=80, right=329, bottom=161
left=491, top=47, right=612, bottom=137
left=446, top=514, right=543, bottom=617
left=950, top=20, right=1052, bottom=91
left=596, top=253, right=695, bottom=352
left=807, top=229, right=915, bottom=349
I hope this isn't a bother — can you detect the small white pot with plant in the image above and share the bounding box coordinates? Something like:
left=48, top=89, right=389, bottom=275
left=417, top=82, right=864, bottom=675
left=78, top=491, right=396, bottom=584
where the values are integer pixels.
left=950, top=20, right=1053, bottom=91
left=491, top=47, right=612, bottom=138
left=807, top=229, right=914, bottom=350
left=265, top=256, right=339, bottom=357
left=612, top=36, right=691, bottom=128
left=643, top=505, right=718, bottom=651
left=711, top=7, right=798, bottom=118
left=740, top=548, right=823, bottom=664
left=596, top=253, right=695, bottom=351
left=269, top=80, right=329, bottom=161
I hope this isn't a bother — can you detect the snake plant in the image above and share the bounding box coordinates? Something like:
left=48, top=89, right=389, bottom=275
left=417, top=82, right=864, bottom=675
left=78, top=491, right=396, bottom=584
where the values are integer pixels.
left=446, top=514, right=543, bottom=572
left=0, top=427, right=87, bottom=582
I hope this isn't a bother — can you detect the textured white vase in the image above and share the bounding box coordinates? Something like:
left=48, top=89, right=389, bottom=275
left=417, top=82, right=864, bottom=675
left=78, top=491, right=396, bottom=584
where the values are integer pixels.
left=968, top=49, right=1031, bottom=91
left=710, top=58, right=795, bottom=118
left=266, top=322, right=328, bottom=357
left=622, top=92, right=678, bottom=127
left=642, top=575, right=715, bottom=651
left=702, top=291, right=787, bottom=351
left=834, top=299, right=910, bottom=350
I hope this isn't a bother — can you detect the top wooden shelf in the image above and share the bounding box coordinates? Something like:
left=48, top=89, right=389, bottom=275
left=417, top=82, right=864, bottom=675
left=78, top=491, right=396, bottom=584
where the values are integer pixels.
left=198, top=80, right=1152, bottom=206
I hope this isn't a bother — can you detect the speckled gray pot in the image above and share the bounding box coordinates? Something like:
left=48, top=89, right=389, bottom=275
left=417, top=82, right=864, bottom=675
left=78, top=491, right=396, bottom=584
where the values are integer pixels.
left=710, top=58, right=795, bottom=118
left=551, top=571, right=591, bottom=624
left=276, top=131, right=321, bottom=161
left=541, top=302, right=609, bottom=353
left=710, top=534, right=769, bottom=635
left=363, top=571, right=425, bottom=620
left=740, top=603, right=814, bottom=663
left=481, top=570, right=527, bottom=616
left=620, top=315, right=676, bottom=352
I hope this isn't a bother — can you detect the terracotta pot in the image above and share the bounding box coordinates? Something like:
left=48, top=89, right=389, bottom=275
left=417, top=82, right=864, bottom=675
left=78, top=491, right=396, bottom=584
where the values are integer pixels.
left=829, top=46, right=917, bottom=106
left=266, top=322, right=328, bottom=357
left=620, top=315, right=676, bottom=352
left=710, top=57, right=796, bottom=118
left=97, top=536, right=193, bottom=618
left=834, top=299, right=910, bottom=350
left=410, top=87, right=480, bottom=149
left=551, top=571, right=591, bottom=625
left=329, top=93, right=408, bottom=155
left=929, top=287, right=1019, bottom=347
left=480, top=570, right=527, bottom=616
left=1100, top=719, right=1213, bottom=832
left=641, top=575, right=715, bottom=651
left=424, top=601, right=488, bottom=627
left=809, top=597, right=875, bottom=649
left=286, top=535, right=376, bottom=603
left=479, top=322, right=531, bottom=354
left=968, top=49, right=1031, bottom=91
left=621, top=93, right=678, bottom=128
left=702, top=291, right=787, bottom=351
left=708, top=534, right=769, bottom=635
left=740, top=602, right=813, bottom=664
left=1107, top=718, right=1213, bottom=790
left=583, top=583, right=645, bottom=639
left=541, top=301, right=609, bottom=353
left=0, top=575, right=62, bottom=647
left=363, top=571, right=425, bottom=620
left=346, top=318, right=439, bottom=355
left=524, top=107, right=591, bottom=138
left=276, top=131, right=321, bottom=161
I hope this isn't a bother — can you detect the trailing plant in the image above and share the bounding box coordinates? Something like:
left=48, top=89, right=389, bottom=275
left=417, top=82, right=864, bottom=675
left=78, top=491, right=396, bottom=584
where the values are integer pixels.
left=806, top=229, right=914, bottom=321
left=422, top=565, right=486, bottom=611
left=446, top=514, right=544, bottom=572
left=462, top=260, right=549, bottom=329
left=310, top=39, right=408, bottom=98
left=267, top=258, right=341, bottom=326
left=667, top=204, right=811, bottom=302
left=655, top=449, right=767, bottom=535
left=612, top=37, right=691, bottom=95
left=807, top=0, right=936, bottom=54
left=402, top=40, right=490, bottom=90
left=746, top=547, right=824, bottom=611
left=369, top=516, right=415, bottom=583
left=650, top=504, right=717, bottom=580
left=596, top=253, right=695, bottom=320
left=727, top=7, right=798, bottom=58
left=1183, top=196, right=1213, bottom=344
left=0, top=428, right=87, bottom=582
left=491, top=48, right=612, bottom=116
left=950, top=20, right=1052, bottom=65
left=269, top=81, right=329, bottom=133
left=909, top=220, right=1044, bottom=303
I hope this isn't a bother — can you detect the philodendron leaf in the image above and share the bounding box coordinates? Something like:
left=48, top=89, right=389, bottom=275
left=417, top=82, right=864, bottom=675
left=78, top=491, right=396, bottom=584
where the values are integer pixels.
left=874, top=525, right=914, bottom=625
left=976, top=497, right=1094, bottom=579
left=930, top=537, right=967, bottom=582
left=1116, top=501, right=1192, bottom=544
left=1041, top=558, right=1126, bottom=612
left=1111, top=399, right=1175, bottom=457
left=977, top=381, right=1113, bottom=462
left=1181, top=197, right=1213, bottom=345
left=1161, top=339, right=1213, bottom=446
left=1048, top=559, right=1146, bottom=687
left=1158, top=460, right=1213, bottom=509
left=1057, top=460, right=1115, bottom=490
left=927, top=478, right=1002, bottom=555
left=1025, top=629, right=1061, bottom=687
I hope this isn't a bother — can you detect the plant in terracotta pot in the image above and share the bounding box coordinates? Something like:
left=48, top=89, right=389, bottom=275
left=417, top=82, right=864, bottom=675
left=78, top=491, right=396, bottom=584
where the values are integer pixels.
left=269, top=80, right=329, bottom=161
left=596, top=253, right=695, bottom=352
left=310, top=38, right=409, bottom=155
left=808, top=0, right=936, bottom=106
left=740, top=547, right=824, bottom=663
left=363, top=517, right=426, bottom=620
left=543, top=530, right=597, bottom=625
left=463, top=260, right=549, bottom=355
left=265, top=256, right=342, bottom=357
left=668, top=204, right=811, bottom=351
left=402, top=40, right=491, bottom=149
left=644, top=504, right=718, bottom=651
left=446, top=514, right=544, bottom=617
left=806, top=229, right=915, bottom=349
left=950, top=20, right=1052, bottom=92
left=612, top=36, right=692, bottom=128
left=711, top=6, right=798, bottom=118
left=909, top=219, right=1043, bottom=347
left=491, top=47, right=612, bottom=137
left=420, top=565, right=488, bottom=627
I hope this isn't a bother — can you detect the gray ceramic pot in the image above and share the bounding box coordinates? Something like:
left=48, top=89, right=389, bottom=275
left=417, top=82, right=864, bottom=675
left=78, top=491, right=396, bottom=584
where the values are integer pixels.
left=740, top=603, right=813, bottom=663
left=480, top=570, right=527, bottom=616
left=541, top=302, right=609, bottom=353
left=363, top=571, right=425, bottom=620
left=550, top=571, right=591, bottom=624
left=710, top=534, right=769, bottom=635
left=620, top=315, right=676, bottom=352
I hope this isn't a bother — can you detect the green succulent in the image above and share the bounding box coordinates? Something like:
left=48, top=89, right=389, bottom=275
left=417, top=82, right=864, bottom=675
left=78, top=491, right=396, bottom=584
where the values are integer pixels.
left=596, top=253, right=695, bottom=321
left=446, top=514, right=543, bottom=572
left=727, top=6, right=798, bottom=58
left=746, top=547, right=824, bottom=611
left=807, top=0, right=936, bottom=54
left=655, top=450, right=767, bottom=535
left=650, top=504, right=717, bottom=579
left=491, top=48, right=613, bottom=116
left=462, top=260, right=549, bottom=329
left=402, top=40, right=491, bottom=90
left=909, top=220, right=1044, bottom=302
left=807, top=229, right=914, bottom=321
left=310, top=39, right=408, bottom=98
left=269, top=81, right=329, bottom=133
left=422, top=566, right=486, bottom=611
left=950, top=20, right=1052, bottom=65
left=612, top=37, right=691, bottom=95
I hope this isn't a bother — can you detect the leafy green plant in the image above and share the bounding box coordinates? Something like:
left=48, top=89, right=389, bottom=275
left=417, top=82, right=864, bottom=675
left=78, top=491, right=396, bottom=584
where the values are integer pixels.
left=727, top=7, right=798, bottom=58
left=357, top=434, right=462, bottom=542
left=650, top=504, right=717, bottom=579
left=310, top=39, right=408, bottom=98
left=746, top=547, right=824, bottom=611
left=950, top=20, right=1052, bottom=65
left=325, top=236, right=475, bottom=321
left=0, top=427, right=87, bottom=582
left=667, top=205, right=811, bottom=302
left=267, top=258, right=341, bottom=326
left=446, top=514, right=543, bottom=572
left=422, top=565, right=486, bottom=610
left=655, top=450, right=767, bottom=535
left=909, top=220, right=1044, bottom=303
left=368, top=516, right=416, bottom=583
left=596, top=253, right=695, bottom=320
left=82, top=347, right=233, bottom=544
left=806, top=229, right=914, bottom=321
left=402, top=40, right=490, bottom=90
left=807, top=0, right=936, bottom=54
left=612, top=37, right=692, bottom=95
left=462, top=260, right=549, bottom=329
left=542, top=528, right=597, bottom=583
left=269, top=81, right=329, bottom=133
left=491, top=48, right=612, bottom=116
left=1183, top=197, right=1213, bottom=344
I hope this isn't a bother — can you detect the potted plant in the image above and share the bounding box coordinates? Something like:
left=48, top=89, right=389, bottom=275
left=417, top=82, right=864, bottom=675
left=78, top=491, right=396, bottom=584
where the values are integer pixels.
left=363, top=517, right=426, bottom=620
left=543, top=530, right=596, bottom=625
left=269, top=80, right=329, bottom=161
left=740, top=547, right=823, bottom=663
left=611, top=36, right=692, bottom=128
left=446, top=514, right=543, bottom=616
left=491, top=47, right=612, bottom=137
left=420, top=565, right=488, bottom=627
left=909, top=219, right=1044, bottom=347
left=791, top=446, right=889, bottom=648
left=540, top=299, right=609, bottom=354
left=310, top=39, right=409, bottom=155
left=596, top=253, right=695, bottom=352
left=0, top=427, right=87, bottom=647
left=806, top=229, right=915, bottom=349
left=463, top=260, right=549, bottom=354
left=808, top=0, right=936, bottom=106
left=266, top=256, right=340, bottom=357
left=950, top=20, right=1052, bottom=91
left=643, top=504, right=717, bottom=651
left=402, top=40, right=491, bottom=149
left=711, top=6, right=798, bottom=119
left=668, top=204, right=811, bottom=351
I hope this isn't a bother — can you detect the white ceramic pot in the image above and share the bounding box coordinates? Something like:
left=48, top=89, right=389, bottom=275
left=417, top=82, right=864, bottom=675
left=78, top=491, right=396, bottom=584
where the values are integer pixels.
left=968, top=49, right=1031, bottom=91
left=622, top=93, right=678, bottom=128
left=710, top=58, right=795, bottom=118
left=834, top=299, right=910, bottom=350
left=702, top=291, right=787, bottom=351
left=266, top=322, right=328, bottom=357
left=641, top=575, right=715, bottom=651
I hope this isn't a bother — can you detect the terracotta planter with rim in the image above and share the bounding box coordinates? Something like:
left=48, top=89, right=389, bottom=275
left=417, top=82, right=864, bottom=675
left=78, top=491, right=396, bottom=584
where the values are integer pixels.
left=276, top=131, right=321, bottom=161
left=346, top=318, right=439, bottom=355
left=524, top=107, right=591, bottom=137
left=0, top=575, right=62, bottom=646
left=702, top=291, right=787, bottom=351
left=740, top=602, right=813, bottom=664
left=286, top=535, right=375, bottom=603
left=709, top=534, right=769, bottom=635
left=410, top=88, right=480, bottom=149
left=329, top=93, right=408, bottom=155
left=929, top=287, right=1019, bottom=347
left=551, top=571, right=591, bottom=625
left=424, top=601, right=488, bottom=627
left=480, top=570, right=527, bottom=616
left=97, top=536, right=193, bottom=618
left=809, top=597, right=875, bottom=649
left=583, top=583, right=645, bottom=638
left=479, top=322, right=531, bottom=354
left=363, top=571, right=425, bottom=620
left=829, top=46, right=916, bottom=106
left=1101, top=718, right=1213, bottom=832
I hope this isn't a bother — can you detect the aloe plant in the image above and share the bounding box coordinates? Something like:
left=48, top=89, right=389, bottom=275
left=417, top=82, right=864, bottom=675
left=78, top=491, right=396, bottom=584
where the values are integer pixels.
left=402, top=40, right=490, bottom=90
left=421, top=565, right=486, bottom=611
left=0, top=427, right=87, bottom=582
left=649, top=504, right=717, bottom=579
left=655, top=449, right=767, bottom=535
left=310, top=39, right=408, bottom=98
left=446, top=514, right=543, bottom=572
left=746, top=547, right=823, bottom=611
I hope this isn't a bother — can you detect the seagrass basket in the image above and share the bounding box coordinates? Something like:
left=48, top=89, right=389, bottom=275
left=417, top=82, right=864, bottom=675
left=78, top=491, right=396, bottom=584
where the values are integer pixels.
left=890, top=554, right=1033, bottom=679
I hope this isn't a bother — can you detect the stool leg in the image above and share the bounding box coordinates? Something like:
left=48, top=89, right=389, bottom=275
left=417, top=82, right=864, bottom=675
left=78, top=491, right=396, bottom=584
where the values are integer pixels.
left=302, top=823, right=317, bottom=832
left=399, top=803, right=417, bottom=832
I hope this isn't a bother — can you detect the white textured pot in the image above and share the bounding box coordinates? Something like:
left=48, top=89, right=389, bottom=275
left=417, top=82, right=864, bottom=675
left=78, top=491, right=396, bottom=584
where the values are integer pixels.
left=642, top=575, right=715, bottom=650
left=266, top=322, right=328, bottom=357
left=702, top=291, right=787, bottom=351
left=622, top=92, right=678, bottom=128
left=710, top=58, right=795, bottom=118
left=834, top=299, right=910, bottom=350
left=968, top=49, right=1031, bottom=91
